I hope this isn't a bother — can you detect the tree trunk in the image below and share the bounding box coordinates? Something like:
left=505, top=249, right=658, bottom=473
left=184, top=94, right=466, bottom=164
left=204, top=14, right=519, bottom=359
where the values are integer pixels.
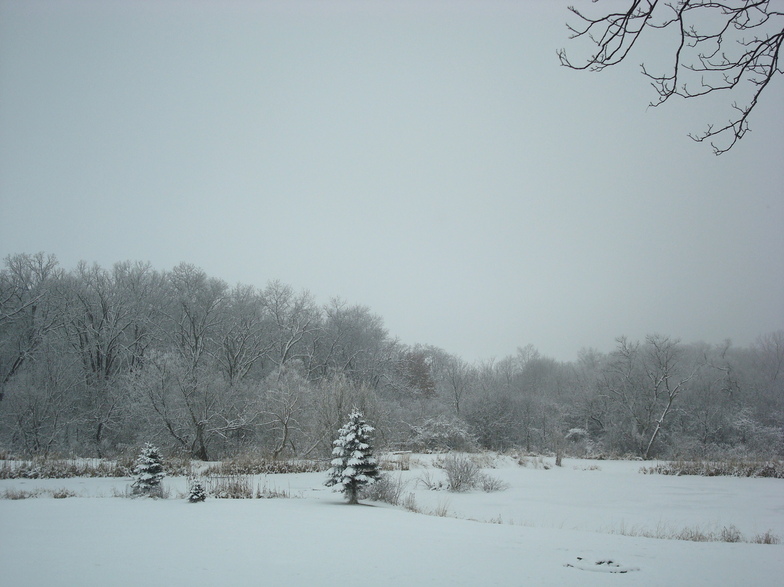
left=192, top=423, right=209, bottom=461
left=347, top=485, right=359, bottom=505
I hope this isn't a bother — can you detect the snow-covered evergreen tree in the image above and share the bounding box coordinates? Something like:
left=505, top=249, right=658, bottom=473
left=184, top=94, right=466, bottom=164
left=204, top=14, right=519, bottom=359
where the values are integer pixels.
left=187, top=478, right=207, bottom=503
left=325, top=409, right=380, bottom=504
left=131, top=443, right=165, bottom=498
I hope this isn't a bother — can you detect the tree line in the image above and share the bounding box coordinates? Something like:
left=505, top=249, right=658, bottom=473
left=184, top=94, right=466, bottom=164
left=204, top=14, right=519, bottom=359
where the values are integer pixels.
left=1, top=253, right=781, bottom=461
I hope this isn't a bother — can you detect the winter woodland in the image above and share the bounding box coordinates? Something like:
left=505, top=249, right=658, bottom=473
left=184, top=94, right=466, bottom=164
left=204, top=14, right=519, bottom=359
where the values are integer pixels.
left=1, top=253, right=782, bottom=462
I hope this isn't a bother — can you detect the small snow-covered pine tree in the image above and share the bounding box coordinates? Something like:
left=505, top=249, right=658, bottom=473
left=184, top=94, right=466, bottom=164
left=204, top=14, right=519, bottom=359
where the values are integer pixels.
left=188, top=478, right=207, bottom=503
left=325, top=409, right=380, bottom=504
left=131, top=443, right=165, bottom=498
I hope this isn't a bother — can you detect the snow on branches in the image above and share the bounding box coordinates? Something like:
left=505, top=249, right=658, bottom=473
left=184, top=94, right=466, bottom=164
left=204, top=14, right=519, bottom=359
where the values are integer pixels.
left=325, top=409, right=380, bottom=504
left=131, top=443, right=166, bottom=498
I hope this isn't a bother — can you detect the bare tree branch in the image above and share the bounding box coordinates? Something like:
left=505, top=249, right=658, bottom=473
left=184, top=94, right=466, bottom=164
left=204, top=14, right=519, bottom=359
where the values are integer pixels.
left=559, top=0, right=784, bottom=154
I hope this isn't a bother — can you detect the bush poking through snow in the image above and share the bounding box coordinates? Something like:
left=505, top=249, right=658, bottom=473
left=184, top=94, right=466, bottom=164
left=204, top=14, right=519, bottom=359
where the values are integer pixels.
left=256, top=481, right=291, bottom=499
left=431, top=499, right=451, bottom=517
left=478, top=472, right=509, bottom=492
left=1, top=487, right=78, bottom=499
left=131, top=444, right=165, bottom=498
left=401, top=492, right=419, bottom=513
left=2, top=488, right=42, bottom=499
left=188, top=479, right=207, bottom=503
left=416, top=469, right=445, bottom=491
left=514, top=454, right=550, bottom=470
left=437, top=454, right=479, bottom=492
left=752, top=530, right=781, bottom=545
left=719, top=525, right=743, bottom=543
left=361, top=472, right=407, bottom=505
left=429, top=454, right=508, bottom=493
left=325, top=409, right=380, bottom=504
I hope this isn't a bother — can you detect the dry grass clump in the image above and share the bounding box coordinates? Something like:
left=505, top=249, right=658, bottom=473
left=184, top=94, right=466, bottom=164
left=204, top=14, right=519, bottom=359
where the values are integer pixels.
left=205, top=474, right=254, bottom=499
left=1, top=487, right=79, bottom=499
left=430, top=499, right=451, bottom=517
left=610, top=521, right=780, bottom=544
left=0, top=454, right=194, bottom=479
left=396, top=492, right=450, bottom=518
left=378, top=452, right=413, bottom=471
left=203, top=456, right=326, bottom=476
left=415, top=469, right=445, bottom=491
left=2, top=487, right=42, bottom=499
left=201, top=474, right=294, bottom=499
left=640, top=459, right=784, bottom=478
left=401, top=492, right=419, bottom=513
left=0, top=458, right=134, bottom=479
left=512, top=453, right=551, bottom=470
left=256, top=479, right=293, bottom=499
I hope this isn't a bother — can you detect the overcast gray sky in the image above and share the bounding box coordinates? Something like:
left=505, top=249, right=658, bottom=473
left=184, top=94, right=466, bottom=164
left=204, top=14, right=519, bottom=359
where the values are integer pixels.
left=1, top=0, right=782, bottom=362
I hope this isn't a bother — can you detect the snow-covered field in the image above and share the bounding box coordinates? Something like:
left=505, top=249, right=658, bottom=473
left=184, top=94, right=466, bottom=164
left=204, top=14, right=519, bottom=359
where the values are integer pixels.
left=1, top=455, right=782, bottom=586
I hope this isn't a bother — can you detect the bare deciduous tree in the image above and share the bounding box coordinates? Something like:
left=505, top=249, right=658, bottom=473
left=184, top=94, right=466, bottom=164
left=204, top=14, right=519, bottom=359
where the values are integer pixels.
left=602, top=334, right=698, bottom=459
left=441, top=356, right=474, bottom=416
left=262, top=281, right=320, bottom=370
left=217, top=284, right=273, bottom=385
left=0, top=253, right=61, bottom=403
left=262, top=366, right=310, bottom=460
left=558, top=1, right=784, bottom=154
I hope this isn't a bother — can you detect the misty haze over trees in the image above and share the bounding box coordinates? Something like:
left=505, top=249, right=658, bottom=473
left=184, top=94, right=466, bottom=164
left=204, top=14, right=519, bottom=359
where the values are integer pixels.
left=1, top=253, right=781, bottom=461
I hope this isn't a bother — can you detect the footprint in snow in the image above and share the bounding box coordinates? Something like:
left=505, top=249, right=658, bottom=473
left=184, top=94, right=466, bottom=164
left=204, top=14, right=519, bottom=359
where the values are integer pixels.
left=564, top=557, right=640, bottom=574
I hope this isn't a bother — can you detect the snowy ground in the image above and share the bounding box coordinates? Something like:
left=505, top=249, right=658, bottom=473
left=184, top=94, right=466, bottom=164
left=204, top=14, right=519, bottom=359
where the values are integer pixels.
left=1, top=455, right=782, bottom=586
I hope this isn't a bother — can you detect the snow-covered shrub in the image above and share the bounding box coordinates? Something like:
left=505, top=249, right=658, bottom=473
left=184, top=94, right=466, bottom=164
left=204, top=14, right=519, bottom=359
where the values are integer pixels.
left=406, top=416, right=478, bottom=453
left=325, top=409, right=380, bottom=504
left=565, top=428, right=589, bottom=442
left=437, top=454, right=479, bottom=492
left=564, top=427, right=599, bottom=457
left=433, top=454, right=507, bottom=492
left=188, top=479, right=207, bottom=503
left=131, top=443, right=165, bottom=498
